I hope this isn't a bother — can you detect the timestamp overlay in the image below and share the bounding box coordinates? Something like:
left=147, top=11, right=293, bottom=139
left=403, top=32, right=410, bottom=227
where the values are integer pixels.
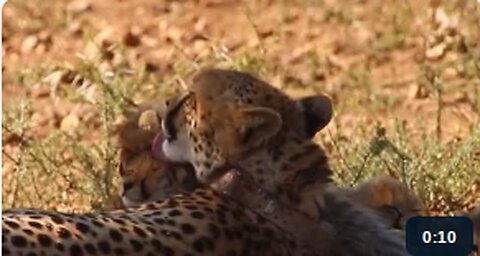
left=406, top=216, right=474, bottom=256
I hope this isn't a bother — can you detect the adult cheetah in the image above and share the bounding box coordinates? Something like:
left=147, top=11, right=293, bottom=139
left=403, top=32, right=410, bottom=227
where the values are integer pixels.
left=115, top=101, right=421, bottom=234
left=112, top=89, right=333, bottom=209
left=156, top=68, right=410, bottom=255
left=3, top=188, right=303, bottom=256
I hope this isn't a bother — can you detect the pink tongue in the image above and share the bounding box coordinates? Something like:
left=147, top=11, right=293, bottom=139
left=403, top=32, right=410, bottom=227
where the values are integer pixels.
left=151, top=131, right=168, bottom=162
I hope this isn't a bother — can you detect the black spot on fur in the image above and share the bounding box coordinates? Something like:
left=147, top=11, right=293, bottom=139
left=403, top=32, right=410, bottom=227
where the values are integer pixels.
left=146, top=226, right=157, bottom=235
left=56, top=242, right=65, bottom=251
left=226, top=249, right=238, bottom=256
left=153, top=218, right=165, bottom=225
left=49, top=215, right=65, bottom=225
left=166, top=220, right=176, bottom=226
left=224, top=228, right=234, bottom=240
left=190, top=211, right=205, bottom=219
left=4, top=221, right=20, bottom=229
left=184, top=204, right=199, bottom=210
left=168, top=209, right=182, bottom=217
left=11, top=235, right=27, bottom=247
left=97, top=241, right=111, bottom=254
left=57, top=227, right=72, bottom=239
left=113, top=248, right=126, bottom=255
left=22, top=229, right=34, bottom=236
left=180, top=223, right=196, bottom=235
left=162, top=246, right=175, bottom=256
left=75, top=222, right=90, bottom=234
left=84, top=243, right=97, bottom=254
left=69, top=244, right=83, bottom=256
left=208, top=223, right=221, bottom=239
left=109, top=229, right=123, bottom=242
left=111, top=218, right=126, bottom=226
left=193, top=236, right=215, bottom=253
left=150, top=239, right=163, bottom=250
left=130, top=239, right=144, bottom=252
left=37, top=234, right=52, bottom=247
left=27, top=221, right=43, bottom=230
left=91, top=219, right=104, bottom=228
left=132, top=226, right=147, bottom=238
left=166, top=199, right=179, bottom=208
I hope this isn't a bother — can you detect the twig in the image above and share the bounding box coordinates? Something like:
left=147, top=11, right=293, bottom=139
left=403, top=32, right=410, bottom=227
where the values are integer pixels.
left=326, top=127, right=354, bottom=183
left=240, top=1, right=267, bottom=56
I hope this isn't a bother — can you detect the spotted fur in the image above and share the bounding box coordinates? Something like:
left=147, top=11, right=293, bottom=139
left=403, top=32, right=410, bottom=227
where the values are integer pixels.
left=116, top=92, right=332, bottom=210
left=3, top=189, right=305, bottom=256
left=2, top=102, right=311, bottom=256
left=114, top=106, right=201, bottom=208
left=343, top=175, right=423, bottom=230
left=117, top=103, right=418, bottom=233
left=159, top=68, right=410, bottom=255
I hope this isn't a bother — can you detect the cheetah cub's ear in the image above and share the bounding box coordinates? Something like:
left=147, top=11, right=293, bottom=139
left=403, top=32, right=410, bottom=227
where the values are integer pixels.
left=297, top=95, right=333, bottom=138
left=137, top=109, right=161, bottom=132
left=236, top=107, right=282, bottom=149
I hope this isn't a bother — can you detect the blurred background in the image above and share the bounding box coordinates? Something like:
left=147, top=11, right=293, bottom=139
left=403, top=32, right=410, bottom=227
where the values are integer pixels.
left=2, top=0, right=479, bottom=215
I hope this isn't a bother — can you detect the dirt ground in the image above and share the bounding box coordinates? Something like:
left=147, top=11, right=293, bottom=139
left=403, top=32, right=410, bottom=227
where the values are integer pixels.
left=2, top=0, right=480, bottom=213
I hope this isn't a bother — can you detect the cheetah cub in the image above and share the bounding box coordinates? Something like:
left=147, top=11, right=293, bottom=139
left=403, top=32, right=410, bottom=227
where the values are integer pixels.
left=343, top=175, right=423, bottom=230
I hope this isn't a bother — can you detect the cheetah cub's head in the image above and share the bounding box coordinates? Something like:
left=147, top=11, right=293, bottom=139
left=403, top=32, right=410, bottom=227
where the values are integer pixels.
left=156, top=91, right=282, bottom=184
left=154, top=69, right=333, bottom=186
left=346, top=175, right=423, bottom=229
left=114, top=102, right=201, bottom=208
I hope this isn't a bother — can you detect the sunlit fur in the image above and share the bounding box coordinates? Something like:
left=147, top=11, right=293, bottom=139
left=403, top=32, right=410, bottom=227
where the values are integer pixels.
left=113, top=103, right=201, bottom=208
left=114, top=92, right=333, bottom=209
left=161, top=69, right=409, bottom=255
left=3, top=188, right=305, bottom=256
left=343, top=175, right=423, bottom=230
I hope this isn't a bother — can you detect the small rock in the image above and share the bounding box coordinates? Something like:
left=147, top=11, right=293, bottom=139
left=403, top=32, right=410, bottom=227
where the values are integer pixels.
left=37, top=31, right=51, bottom=42
left=194, top=18, right=207, bottom=32
left=166, top=27, right=183, bottom=42
left=142, top=35, right=158, bottom=47
left=193, top=40, right=209, bottom=53
left=425, top=43, right=447, bottom=60
left=442, top=67, right=457, bottom=81
left=67, top=21, right=83, bottom=36
left=67, top=0, right=92, bottom=14
left=20, top=35, right=39, bottom=54
left=60, top=113, right=80, bottom=132
left=42, top=70, right=65, bottom=87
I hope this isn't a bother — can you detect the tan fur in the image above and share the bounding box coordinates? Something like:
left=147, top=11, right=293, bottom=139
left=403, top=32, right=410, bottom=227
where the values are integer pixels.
left=4, top=189, right=304, bottom=256
left=344, top=175, right=423, bottom=229
left=161, top=69, right=408, bottom=255
left=111, top=91, right=329, bottom=210
left=112, top=103, right=201, bottom=209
